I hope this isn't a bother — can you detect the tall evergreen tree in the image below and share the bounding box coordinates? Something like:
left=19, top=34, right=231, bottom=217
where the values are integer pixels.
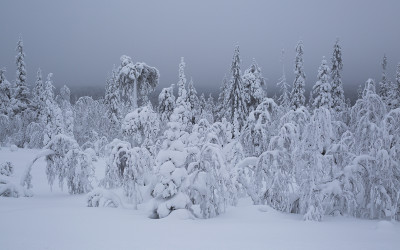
left=105, top=69, right=121, bottom=131
left=312, top=57, right=332, bottom=109
left=226, top=45, right=247, bottom=129
left=395, top=63, right=400, bottom=108
left=12, top=36, right=30, bottom=115
left=243, top=59, right=265, bottom=112
left=0, top=68, right=12, bottom=115
left=216, top=75, right=229, bottom=121
left=331, top=39, right=345, bottom=112
left=42, top=73, right=64, bottom=145
left=32, top=69, right=45, bottom=119
left=186, top=78, right=200, bottom=124
left=379, top=54, right=389, bottom=104
left=174, top=57, right=191, bottom=130
left=277, top=49, right=291, bottom=110
left=291, top=40, right=306, bottom=110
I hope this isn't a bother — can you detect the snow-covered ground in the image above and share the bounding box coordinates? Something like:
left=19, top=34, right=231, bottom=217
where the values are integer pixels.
left=1, top=147, right=399, bottom=250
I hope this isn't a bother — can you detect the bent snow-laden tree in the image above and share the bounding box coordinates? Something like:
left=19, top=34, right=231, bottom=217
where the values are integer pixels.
left=100, top=139, right=154, bottom=209
left=117, top=55, right=160, bottom=110
left=44, top=135, right=94, bottom=194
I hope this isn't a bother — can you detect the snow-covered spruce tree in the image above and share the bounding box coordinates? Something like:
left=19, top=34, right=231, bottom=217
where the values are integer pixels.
left=151, top=114, right=191, bottom=218
left=175, top=57, right=192, bottom=130
left=32, top=69, right=45, bottom=119
left=158, top=85, right=175, bottom=125
left=42, top=74, right=64, bottom=146
left=73, top=96, right=99, bottom=145
left=225, top=45, right=247, bottom=130
left=45, top=134, right=93, bottom=194
left=104, top=69, right=122, bottom=138
left=12, top=36, right=30, bottom=116
left=393, top=63, right=400, bottom=108
left=56, top=85, right=74, bottom=137
left=186, top=78, right=200, bottom=124
left=378, top=54, right=390, bottom=105
left=291, top=40, right=306, bottom=110
left=277, top=49, right=291, bottom=111
left=312, top=57, right=333, bottom=109
left=122, top=103, right=160, bottom=149
left=0, top=68, right=12, bottom=116
left=330, top=39, right=345, bottom=112
left=241, top=98, right=280, bottom=156
left=117, top=55, right=159, bottom=110
left=243, top=59, right=265, bottom=112
left=215, top=75, right=230, bottom=121
left=200, top=94, right=214, bottom=124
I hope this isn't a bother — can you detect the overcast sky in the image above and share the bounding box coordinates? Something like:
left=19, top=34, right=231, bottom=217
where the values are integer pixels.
left=1, top=0, right=400, bottom=99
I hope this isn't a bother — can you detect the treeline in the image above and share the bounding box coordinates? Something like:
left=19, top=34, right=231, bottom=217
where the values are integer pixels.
left=1, top=37, right=400, bottom=221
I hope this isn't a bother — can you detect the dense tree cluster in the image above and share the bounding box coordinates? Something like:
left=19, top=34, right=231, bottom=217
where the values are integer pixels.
left=1, top=37, right=400, bottom=221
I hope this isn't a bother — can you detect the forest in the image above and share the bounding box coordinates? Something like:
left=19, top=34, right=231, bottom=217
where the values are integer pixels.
left=1, top=37, right=400, bottom=222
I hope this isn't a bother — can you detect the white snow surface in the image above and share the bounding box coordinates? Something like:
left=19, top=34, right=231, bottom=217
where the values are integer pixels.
left=1, top=148, right=399, bottom=250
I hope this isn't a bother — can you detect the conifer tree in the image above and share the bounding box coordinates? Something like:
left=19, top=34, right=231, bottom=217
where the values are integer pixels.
left=331, top=39, right=345, bottom=112
left=225, top=45, right=247, bottom=129
left=12, top=36, right=30, bottom=115
left=379, top=54, right=389, bottom=104
left=312, top=57, right=333, bottom=109
left=216, top=75, right=229, bottom=121
left=186, top=78, right=200, bottom=124
left=291, top=40, right=306, bottom=110
left=243, top=59, right=265, bottom=112
left=0, top=68, right=12, bottom=116
left=277, top=49, right=291, bottom=110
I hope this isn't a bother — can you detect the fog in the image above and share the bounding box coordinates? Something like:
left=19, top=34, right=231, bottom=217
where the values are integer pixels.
left=1, top=0, right=400, bottom=100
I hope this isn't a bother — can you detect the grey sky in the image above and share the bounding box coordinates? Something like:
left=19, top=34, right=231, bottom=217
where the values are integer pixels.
left=1, top=0, right=400, bottom=99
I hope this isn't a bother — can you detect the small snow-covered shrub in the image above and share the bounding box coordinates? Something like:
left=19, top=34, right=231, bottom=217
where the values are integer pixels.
left=10, top=144, right=18, bottom=152
left=0, top=162, right=14, bottom=176
left=87, top=189, right=121, bottom=208
left=0, top=162, right=32, bottom=197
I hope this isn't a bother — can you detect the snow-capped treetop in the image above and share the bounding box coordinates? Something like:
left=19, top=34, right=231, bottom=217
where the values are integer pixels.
left=173, top=57, right=191, bottom=130
left=0, top=68, right=12, bottom=115
left=243, top=59, right=265, bottom=112
left=176, top=57, right=187, bottom=105
left=122, top=104, right=160, bottom=148
left=331, top=38, right=345, bottom=112
left=158, top=85, right=175, bottom=123
left=312, top=57, right=333, bottom=109
left=186, top=78, right=200, bottom=124
left=277, top=49, right=291, bottom=110
left=226, top=45, right=247, bottom=129
left=15, top=36, right=27, bottom=87
left=291, top=40, right=306, bottom=110
left=32, top=69, right=44, bottom=106
left=43, top=73, right=55, bottom=103
left=59, top=85, right=71, bottom=103
left=12, top=36, right=30, bottom=115
left=117, top=55, right=159, bottom=110
left=379, top=54, right=389, bottom=103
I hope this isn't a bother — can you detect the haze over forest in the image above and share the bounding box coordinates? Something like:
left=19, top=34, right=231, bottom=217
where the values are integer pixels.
left=1, top=0, right=400, bottom=102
